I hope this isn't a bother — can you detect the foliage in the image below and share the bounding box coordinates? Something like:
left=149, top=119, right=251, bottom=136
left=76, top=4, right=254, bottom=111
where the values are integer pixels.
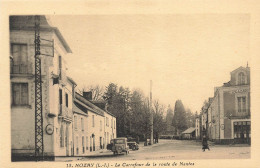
left=102, top=83, right=166, bottom=140
left=172, top=100, right=196, bottom=135
left=172, top=100, right=188, bottom=135
left=165, top=105, right=175, bottom=134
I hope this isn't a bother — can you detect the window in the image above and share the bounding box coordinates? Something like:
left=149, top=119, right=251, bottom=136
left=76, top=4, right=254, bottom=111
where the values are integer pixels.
left=60, top=124, right=64, bottom=147
left=114, top=121, right=115, bottom=129
left=65, top=125, right=68, bottom=148
left=59, top=89, right=62, bottom=105
left=86, top=137, right=88, bottom=150
left=58, top=56, right=62, bottom=69
left=233, top=121, right=250, bottom=139
left=92, top=115, right=95, bottom=127
left=65, top=93, right=68, bottom=107
left=111, top=119, right=113, bottom=128
left=100, top=120, right=102, bottom=131
left=81, top=118, right=84, bottom=131
left=82, top=136, right=85, bottom=154
left=237, top=97, right=246, bottom=112
left=238, top=72, right=246, bottom=85
left=11, top=44, right=28, bottom=74
left=76, top=136, right=79, bottom=154
left=106, top=117, right=109, bottom=127
left=74, top=116, right=77, bottom=130
left=12, top=83, right=28, bottom=105
left=90, top=136, right=92, bottom=152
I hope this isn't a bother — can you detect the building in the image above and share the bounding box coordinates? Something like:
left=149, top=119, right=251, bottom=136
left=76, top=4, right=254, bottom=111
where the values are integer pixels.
left=72, top=92, right=117, bottom=156
left=206, top=66, right=250, bottom=144
left=181, top=127, right=196, bottom=139
left=10, top=15, right=74, bottom=160
left=195, top=116, right=200, bottom=139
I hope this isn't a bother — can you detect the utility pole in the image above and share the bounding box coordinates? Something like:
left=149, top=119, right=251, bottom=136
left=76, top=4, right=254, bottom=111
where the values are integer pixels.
left=150, top=80, right=153, bottom=145
left=34, top=15, right=44, bottom=160
left=34, top=15, right=54, bottom=161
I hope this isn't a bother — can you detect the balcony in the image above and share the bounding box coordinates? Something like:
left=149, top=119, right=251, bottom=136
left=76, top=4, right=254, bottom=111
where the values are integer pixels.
left=10, top=63, right=32, bottom=75
left=58, top=104, right=73, bottom=122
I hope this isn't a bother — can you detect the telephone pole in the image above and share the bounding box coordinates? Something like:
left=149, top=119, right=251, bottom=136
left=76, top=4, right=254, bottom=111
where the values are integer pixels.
left=150, top=80, right=153, bottom=145
left=34, top=15, right=44, bottom=160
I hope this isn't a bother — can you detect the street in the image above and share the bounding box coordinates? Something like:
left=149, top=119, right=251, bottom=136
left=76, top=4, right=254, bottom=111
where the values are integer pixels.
left=56, top=139, right=250, bottom=161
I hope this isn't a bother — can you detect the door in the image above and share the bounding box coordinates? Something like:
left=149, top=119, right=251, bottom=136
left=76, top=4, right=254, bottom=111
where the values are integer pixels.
left=93, top=135, right=95, bottom=151
left=100, top=137, right=102, bottom=149
left=66, top=124, right=69, bottom=156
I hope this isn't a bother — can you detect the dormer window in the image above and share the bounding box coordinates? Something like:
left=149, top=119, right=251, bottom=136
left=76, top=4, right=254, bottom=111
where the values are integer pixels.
left=238, top=72, right=246, bottom=85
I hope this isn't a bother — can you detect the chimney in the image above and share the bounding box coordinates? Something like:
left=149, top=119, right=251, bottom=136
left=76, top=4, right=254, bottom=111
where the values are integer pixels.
left=93, top=102, right=107, bottom=111
left=83, top=91, right=92, bottom=101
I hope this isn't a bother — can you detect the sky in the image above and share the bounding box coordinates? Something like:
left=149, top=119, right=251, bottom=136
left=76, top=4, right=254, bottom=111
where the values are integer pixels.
left=48, top=14, right=250, bottom=113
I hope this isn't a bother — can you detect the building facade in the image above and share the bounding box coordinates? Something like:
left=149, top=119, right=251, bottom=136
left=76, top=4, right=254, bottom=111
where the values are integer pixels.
left=10, top=16, right=74, bottom=160
left=72, top=92, right=117, bottom=156
left=206, top=66, right=250, bottom=144
left=10, top=15, right=117, bottom=161
left=195, top=117, right=200, bottom=139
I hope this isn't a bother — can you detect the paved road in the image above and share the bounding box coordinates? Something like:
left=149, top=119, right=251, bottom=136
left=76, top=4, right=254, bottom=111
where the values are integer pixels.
left=56, top=139, right=250, bottom=161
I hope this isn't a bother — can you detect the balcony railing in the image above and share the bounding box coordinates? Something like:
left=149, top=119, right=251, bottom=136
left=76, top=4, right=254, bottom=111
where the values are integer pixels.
left=59, top=104, right=73, bottom=120
left=10, top=63, right=32, bottom=74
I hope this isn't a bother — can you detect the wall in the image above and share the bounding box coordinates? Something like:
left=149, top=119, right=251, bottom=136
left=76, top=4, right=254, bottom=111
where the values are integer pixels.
left=11, top=25, right=72, bottom=159
left=10, top=29, right=55, bottom=157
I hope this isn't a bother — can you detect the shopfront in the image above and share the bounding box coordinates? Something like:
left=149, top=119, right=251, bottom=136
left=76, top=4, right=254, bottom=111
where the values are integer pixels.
left=232, top=120, right=251, bottom=144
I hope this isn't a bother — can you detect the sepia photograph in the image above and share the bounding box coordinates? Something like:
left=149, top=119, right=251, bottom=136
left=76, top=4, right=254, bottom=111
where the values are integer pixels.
left=1, top=1, right=260, bottom=168
left=9, top=14, right=251, bottom=161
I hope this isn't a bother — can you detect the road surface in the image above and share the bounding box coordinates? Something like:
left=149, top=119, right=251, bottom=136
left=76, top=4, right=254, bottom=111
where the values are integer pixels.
left=56, top=139, right=250, bottom=161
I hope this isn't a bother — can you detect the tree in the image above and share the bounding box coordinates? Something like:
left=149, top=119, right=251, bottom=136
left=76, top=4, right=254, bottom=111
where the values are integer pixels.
left=103, top=83, right=132, bottom=137
left=186, top=108, right=195, bottom=128
left=78, top=84, right=104, bottom=100
left=102, top=83, right=167, bottom=142
left=172, top=100, right=187, bottom=135
left=165, top=105, right=174, bottom=134
left=153, top=99, right=167, bottom=143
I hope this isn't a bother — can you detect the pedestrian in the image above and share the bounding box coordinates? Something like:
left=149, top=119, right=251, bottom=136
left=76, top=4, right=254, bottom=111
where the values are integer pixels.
left=202, top=135, right=210, bottom=152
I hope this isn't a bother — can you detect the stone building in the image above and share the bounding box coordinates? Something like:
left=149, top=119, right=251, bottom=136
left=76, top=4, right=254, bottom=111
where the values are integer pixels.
left=207, top=66, right=250, bottom=144
left=10, top=15, right=74, bottom=160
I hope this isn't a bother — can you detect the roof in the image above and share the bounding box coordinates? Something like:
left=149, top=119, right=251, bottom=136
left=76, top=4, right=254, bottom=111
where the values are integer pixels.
left=73, top=101, right=88, bottom=116
left=230, top=66, right=249, bottom=74
left=76, top=92, right=116, bottom=118
left=75, top=93, right=104, bottom=117
left=10, top=15, right=72, bottom=53
left=182, top=127, right=196, bottom=134
left=67, top=76, right=77, bottom=86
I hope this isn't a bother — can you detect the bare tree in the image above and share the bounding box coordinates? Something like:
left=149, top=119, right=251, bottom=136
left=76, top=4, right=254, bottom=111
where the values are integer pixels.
left=78, top=84, right=104, bottom=101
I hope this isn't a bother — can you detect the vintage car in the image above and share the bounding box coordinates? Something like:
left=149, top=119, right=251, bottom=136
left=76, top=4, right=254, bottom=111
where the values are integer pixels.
left=107, top=138, right=129, bottom=155
left=127, top=141, right=139, bottom=150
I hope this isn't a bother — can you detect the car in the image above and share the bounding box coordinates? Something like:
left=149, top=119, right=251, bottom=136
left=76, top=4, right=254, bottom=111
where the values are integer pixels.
left=108, top=138, right=129, bottom=155
left=127, top=142, right=139, bottom=150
